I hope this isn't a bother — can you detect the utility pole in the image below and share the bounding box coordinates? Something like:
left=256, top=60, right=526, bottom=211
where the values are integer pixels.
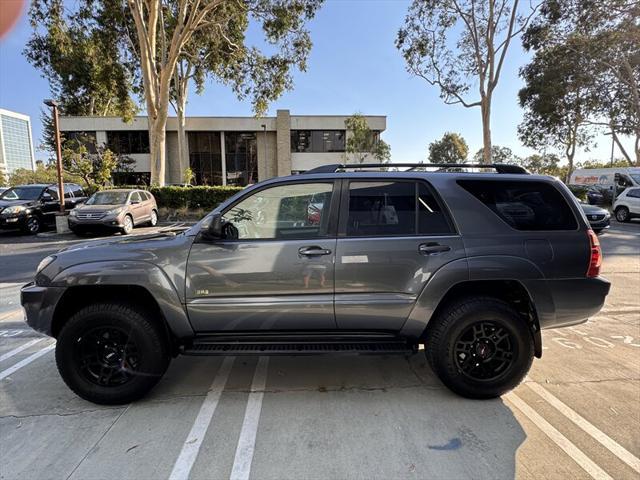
left=44, top=99, right=65, bottom=214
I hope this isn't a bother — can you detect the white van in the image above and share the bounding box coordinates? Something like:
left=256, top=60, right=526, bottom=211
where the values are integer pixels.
left=570, top=167, right=640, bottom=188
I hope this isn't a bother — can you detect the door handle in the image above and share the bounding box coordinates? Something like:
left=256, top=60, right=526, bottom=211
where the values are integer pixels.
left=419, top=243, right=451, bottom=255
left=298, top=246, right=332, bottom=256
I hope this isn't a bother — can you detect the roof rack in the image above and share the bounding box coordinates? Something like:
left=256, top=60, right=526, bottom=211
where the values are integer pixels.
left=303, top=163, right=529, bottom=175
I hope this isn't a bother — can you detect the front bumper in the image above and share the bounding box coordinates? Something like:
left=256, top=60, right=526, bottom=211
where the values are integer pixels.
left=0, top=213, right=29, bottom=230
left=21, top=282, right=65, bottom=337
left=68, top=215, right=125, bottom=231
left=588, top=216, right=611, bottom=231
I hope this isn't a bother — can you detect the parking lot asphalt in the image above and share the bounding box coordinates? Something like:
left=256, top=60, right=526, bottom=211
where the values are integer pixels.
left=0, top=221, right=639, bottom=480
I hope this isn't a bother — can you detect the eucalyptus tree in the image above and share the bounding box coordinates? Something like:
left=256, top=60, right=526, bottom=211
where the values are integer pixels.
left=396, top=0, right=539, bottom=163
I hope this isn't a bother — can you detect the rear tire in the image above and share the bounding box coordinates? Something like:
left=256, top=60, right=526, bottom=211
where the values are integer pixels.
left=147, top=209, right=158, bottom=227
left=425, top=296, right=534, bottom=399
left=55, top=302, right=170, bottom=405
left=615, top=206, right=630, bottom=223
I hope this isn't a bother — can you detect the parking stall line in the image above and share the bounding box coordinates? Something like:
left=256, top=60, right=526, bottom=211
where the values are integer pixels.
left=229, top=356, right=269, bottom=480
left=526, top=382, right=640, bottom=473
left=0, top=342, right=55, bottom=381
left=506, top=393, right=613, bottom=480
left=169, top=356, right=236, bottom=480
left=0, top=338, right=45, bottom=362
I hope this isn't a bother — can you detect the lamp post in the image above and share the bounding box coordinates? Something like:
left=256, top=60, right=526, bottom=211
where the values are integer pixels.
left=261, top=124, right=267, bottom=180
left=44, top=99, right=65, bottom=214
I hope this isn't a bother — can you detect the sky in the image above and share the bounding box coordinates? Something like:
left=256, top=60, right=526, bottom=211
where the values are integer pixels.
left=0, top=0, right=632, bottom=164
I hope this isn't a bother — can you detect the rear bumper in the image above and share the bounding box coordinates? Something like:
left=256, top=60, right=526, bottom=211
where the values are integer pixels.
left=21, top=282, right=65, bottom=337
left=535, top=277, right=611, bottom=330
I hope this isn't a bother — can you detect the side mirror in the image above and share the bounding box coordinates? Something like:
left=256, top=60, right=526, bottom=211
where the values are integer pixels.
left=131, top=200, right=140, bottom=205
left=207, top=213, right=223, bottom=239
left=41, top=193, right=53, bottom=202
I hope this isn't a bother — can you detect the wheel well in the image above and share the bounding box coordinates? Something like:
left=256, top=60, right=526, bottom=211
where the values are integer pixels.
left=427, top=280, right=542, bottom=357
left=52, top=285, right=176, bottom=351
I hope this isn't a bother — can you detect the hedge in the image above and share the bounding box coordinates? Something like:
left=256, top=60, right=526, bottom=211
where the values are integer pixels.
left=148, top=186, right=244, bottom=210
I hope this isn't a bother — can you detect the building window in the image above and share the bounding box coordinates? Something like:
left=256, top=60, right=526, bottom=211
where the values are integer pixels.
left=291, top=130, right=345, bottom=153
left=63, top=131, right=97, bottom=153
left=188, top=132, right=222, bottom=185
left=111, top=172, right=151, bottom=186
left=106, top=131, right=150, bottom=154
left=0, top=114, right=33, bottom=173
left=225, top=132, right=258, bottom=186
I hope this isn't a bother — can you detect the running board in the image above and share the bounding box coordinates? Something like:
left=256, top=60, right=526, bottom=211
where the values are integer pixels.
left=182, top=340, right=417, bottom=356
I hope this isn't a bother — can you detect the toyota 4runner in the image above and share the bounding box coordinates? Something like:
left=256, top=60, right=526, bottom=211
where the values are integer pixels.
left=21, top=164, right=611, bottom=404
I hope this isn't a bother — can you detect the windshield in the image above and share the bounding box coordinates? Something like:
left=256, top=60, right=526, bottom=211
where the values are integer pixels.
left=0, top=186, right=43, bottom=201
left=86, top=191, right=129, bottom=205
left=630, top=174, right=640, bottom=184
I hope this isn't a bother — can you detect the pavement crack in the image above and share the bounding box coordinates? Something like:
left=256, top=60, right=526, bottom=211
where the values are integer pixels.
left=64, top=404, right=131, bottom=480
left=1, top=407, right=123, bottom=420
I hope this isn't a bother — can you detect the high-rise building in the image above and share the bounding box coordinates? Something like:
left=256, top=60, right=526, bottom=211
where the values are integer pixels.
left=0, top=109, right=36, bottom=179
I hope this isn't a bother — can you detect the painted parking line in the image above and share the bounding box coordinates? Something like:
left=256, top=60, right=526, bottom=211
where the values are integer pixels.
left=0, top=338, right=45, bottom=362
left=507, top=393, right=613, bottom=480
left=0, top=342, right=55, bottom=381
left=229, top=356, right=269, bottom=480
left=169, top=357, right=236, bottom=480
left=527, top=382, right=640, bottom=473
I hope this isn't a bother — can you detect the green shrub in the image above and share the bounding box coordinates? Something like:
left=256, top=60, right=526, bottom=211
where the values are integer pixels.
left=149, top=186, right=243, bottom=210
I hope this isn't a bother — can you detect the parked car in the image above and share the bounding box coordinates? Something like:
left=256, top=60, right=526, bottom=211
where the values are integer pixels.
left=568, top=184, right=605, bottom=205
left=22, top=163, right=610, bottom=404
left=613, top=187, right=640, bottom=222
left=0, top=183, right=86, bottom=234
left=580, top=203, right=610, bottom=233
left=68, top=189, right=158, bottom=235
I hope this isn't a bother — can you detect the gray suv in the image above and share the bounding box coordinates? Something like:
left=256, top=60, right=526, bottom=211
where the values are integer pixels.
left=21, top=164, right=610, bottom=404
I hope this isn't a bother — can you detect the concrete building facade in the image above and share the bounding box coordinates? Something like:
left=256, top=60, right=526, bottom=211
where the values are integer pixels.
left=0, top=109, right=36, bottom=179
left=59, top=110, right=386, bottom=185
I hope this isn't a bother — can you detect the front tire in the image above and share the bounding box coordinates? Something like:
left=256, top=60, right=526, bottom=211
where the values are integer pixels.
left=425, top=296, right=534, bottom=399
left=121, top=214, right=134, bottom=235
left=615, top=206, right=630, bottom=222
left=55, top=303, right=170, bottom=405
left=21, top=216, right=41, bottom=234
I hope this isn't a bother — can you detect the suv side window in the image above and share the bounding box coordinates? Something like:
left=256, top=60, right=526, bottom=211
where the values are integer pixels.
left=70, top=185, right=85, bottom=198
left=63, top=185, right=73, bottom=199
left=130, top=192, right=143, bottom=203
left=458, top=180, right=578, bottom=231
left=626, top=188, right=640, bottom=198
left=345, top=181, right=453, bottom=237
left=45, top=187, right=59, bottom=201
left=222, top=182, right=334, bottom=240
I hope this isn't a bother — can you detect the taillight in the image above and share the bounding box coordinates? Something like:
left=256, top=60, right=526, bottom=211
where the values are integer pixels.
left=586, top=229, right=602, bottom=277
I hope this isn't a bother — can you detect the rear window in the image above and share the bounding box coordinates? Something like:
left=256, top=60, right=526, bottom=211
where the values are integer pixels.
left=458, top=180, right=577, bottom=231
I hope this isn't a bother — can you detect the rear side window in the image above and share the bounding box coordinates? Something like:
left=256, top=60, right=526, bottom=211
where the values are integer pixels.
left=70, top=185, right=85, bottom=197
left=346, top=181, right=454, bottom=237
left=627, top=188, right=640, bottom=198
left=458, top=180, right=577, bottom=231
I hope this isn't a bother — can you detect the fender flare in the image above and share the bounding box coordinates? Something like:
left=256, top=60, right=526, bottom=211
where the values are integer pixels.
left=401, top=256, right=553, bottom=357
left=51, top=260, right=193, bottom=339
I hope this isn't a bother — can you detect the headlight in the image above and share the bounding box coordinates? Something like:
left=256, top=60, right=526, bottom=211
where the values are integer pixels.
left=37, top=255, right=56, bottom=273
left=3, top=205, right=27, bottom=214
left=69, top=209, right=78, bottom=217
left=106, top=207, right=124, bottom=216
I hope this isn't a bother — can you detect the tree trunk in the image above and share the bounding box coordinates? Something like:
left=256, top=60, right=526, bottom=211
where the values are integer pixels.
left=149, top=121, right=166, bottom=185
left=481, top=99, right=492, bottom=164
left=176, top=101, right=188, bottom=180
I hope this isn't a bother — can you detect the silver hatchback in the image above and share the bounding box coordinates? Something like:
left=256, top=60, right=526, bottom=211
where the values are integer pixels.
left=68, top=189, right=158, bottom=235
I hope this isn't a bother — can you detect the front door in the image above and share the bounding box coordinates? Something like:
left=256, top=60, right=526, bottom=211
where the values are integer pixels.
left=186, top=181, right=338, bottom=332
left=335, top=179, right=465, bottom=331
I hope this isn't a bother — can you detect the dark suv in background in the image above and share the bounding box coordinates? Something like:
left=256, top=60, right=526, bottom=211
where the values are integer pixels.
left=21, top=164, right=610, bottom=404
left=0, top=183, right=86, bottom=234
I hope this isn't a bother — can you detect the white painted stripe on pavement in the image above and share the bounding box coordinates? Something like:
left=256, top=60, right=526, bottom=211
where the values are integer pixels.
left=169, top=356, right=235, bottom=480
left=507, top=393, right=613, bottom=480
left=229, top=356, right=269, bottom=480
left=0, top=338, right=44, bottom=362
left=527, top=382, right=640, bottom=473
left=0, top=343, right=55, bottom=381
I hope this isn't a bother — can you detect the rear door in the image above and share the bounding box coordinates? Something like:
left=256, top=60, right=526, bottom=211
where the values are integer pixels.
left=625, top=188, right=640, bottom=214
left=334, top=179, right=465, bottom=331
